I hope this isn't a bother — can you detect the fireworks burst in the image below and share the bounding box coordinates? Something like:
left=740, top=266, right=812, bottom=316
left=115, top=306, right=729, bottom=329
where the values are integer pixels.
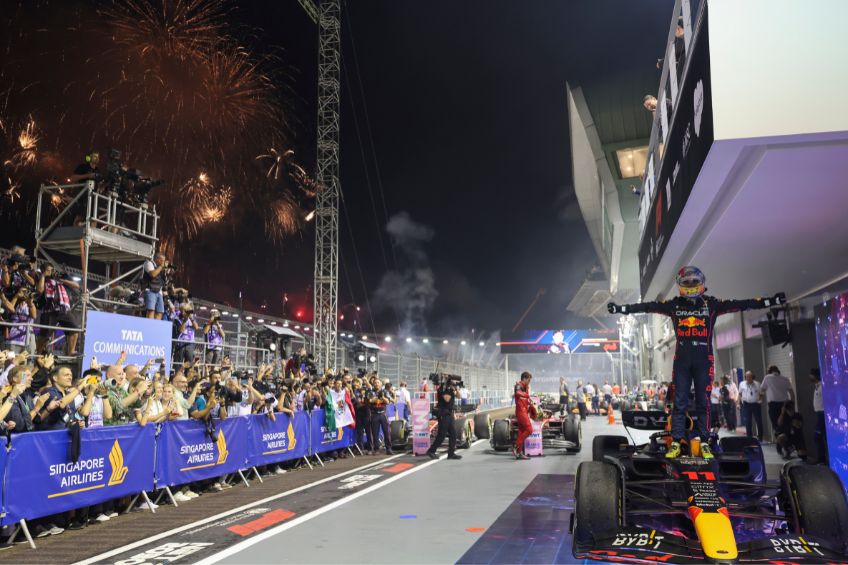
left=12, top=117, right=40, bottom=168
left=256, top=148, right=319, bottom=196
left=4, top=176, right=21, bottom=203
left=101, top=0, right=227, bottom=63
left=265, top=193, right=301, bottom=243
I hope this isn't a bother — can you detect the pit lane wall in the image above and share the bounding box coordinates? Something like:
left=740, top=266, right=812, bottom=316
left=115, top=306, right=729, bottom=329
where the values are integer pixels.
left=0, top=404, right=513, bottom=527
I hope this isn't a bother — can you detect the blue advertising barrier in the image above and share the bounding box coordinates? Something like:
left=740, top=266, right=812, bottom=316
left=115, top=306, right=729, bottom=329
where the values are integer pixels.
left=309, top=411, right=353, bottom=455
left=246, top=412, right=310, bottom=467
left=2, top=424, right=155, bottom=525
left=0, top=445, right=6, bottom=523
left=83, top=311, right=173, bottom=376
left=155, top=418, right=249, bottom=487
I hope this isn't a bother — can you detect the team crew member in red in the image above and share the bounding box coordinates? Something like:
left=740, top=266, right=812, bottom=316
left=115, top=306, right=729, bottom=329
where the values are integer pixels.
left=608, top=266, right=785, bottom=459
left=513, top=371, right=534, bottom=460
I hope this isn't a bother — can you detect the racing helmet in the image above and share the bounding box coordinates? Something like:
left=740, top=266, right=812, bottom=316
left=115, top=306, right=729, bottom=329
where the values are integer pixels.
left=676, top=266, right=705, bottom=298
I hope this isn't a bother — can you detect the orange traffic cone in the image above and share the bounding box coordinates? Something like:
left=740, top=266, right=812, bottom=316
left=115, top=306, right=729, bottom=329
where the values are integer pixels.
left=607, top=404, right=615, bottom=425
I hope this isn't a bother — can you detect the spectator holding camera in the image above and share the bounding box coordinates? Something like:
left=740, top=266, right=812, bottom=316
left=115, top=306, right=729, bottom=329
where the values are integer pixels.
left=5, top=285, right=38, bottom=353
left=189, top=382, right=225, bottom=421
left=36, top=263, right=82, bottom=356
left=160, top=383, right=182, bottom=420
left=105, top=353, right=150, bottom=425
left=173, top=302, right=200, bottom=364
left=132, top=379, right=168, bottom=426
left=74, top=368, right=112, bottom=428
left=204, top=309, right=226, bottom=366
left=142, top=252, right=168, bottom=320
left=2, top=250, right=37, bottom=293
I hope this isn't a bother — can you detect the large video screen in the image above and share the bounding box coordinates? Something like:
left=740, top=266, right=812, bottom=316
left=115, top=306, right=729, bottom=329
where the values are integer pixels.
left=499, top=329, right=619, bottom=355
left=814, top=292, right=848, bottom=496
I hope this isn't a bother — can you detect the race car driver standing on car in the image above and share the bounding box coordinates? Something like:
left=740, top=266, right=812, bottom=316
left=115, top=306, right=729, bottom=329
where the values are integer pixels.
left=513, top=371, right=534, bottom=460
left=608, top=266, right=785, bottom=460
left=426, top=378, right=462, bottom=460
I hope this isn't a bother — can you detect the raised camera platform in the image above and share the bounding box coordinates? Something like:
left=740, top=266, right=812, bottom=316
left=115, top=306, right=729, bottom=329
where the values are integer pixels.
left=41, top=226, right=154, bottom=262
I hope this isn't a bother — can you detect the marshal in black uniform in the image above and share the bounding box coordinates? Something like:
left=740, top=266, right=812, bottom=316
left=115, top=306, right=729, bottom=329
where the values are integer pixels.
left=426, top=379, right=462, bottom=460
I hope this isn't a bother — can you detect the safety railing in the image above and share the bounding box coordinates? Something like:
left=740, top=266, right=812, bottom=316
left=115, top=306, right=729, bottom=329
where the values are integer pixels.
left=36, top=181, right=159, bottom=245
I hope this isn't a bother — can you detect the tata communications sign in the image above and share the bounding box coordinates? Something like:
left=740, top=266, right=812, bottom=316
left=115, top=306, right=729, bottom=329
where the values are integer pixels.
left=638, top=8, right=715, bottom=295
left=83, top=311, right=173, bottom=375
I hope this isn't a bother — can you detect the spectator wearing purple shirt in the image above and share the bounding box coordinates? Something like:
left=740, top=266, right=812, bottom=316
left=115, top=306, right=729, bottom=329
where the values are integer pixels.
left=173, top=302, right=200, bottom=364
left=204, top=308, right=226, bottom=366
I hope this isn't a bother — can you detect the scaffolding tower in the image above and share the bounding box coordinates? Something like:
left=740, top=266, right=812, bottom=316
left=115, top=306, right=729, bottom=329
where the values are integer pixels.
left=35, top=181, right=159, bottom=329
left=312, top=0, right=342, bottom=370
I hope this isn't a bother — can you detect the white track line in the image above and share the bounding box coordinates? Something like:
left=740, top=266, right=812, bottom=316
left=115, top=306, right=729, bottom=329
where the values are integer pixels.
left=194, top=454, right=448, bottom=565
left=73, top=454, right=403, bottom=565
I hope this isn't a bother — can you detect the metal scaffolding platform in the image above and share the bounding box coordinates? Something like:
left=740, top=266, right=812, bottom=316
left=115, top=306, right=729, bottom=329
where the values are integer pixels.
left=35, top=181, right=160, bottom=324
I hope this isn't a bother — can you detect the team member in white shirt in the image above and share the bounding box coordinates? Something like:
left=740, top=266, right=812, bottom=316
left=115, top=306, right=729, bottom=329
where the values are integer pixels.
left=737, top=371, right=763, bottom=441
left=396, top=381, right=412, bottom=420
left=760, top=366, right=795, bottom=448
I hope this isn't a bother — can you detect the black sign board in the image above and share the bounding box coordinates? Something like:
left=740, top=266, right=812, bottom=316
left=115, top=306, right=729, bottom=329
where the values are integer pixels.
left=639, top=8, right=714, bottom=295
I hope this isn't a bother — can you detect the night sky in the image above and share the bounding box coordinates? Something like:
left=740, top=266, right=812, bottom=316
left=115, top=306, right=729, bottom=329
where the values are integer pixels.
left=0, top=0, right=673, bottom=338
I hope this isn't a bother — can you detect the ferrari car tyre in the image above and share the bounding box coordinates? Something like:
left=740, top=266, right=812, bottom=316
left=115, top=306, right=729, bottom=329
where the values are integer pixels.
left=784, top=463, right=848, bottom=552
left=574, top=461, right=622, bottom=546
left=454, top=418, right=471, bottom=449
left=563, top=414, right=582, bottom=453
left=592, top=435, right=629, bottom=462
left=473, top=413, right=491, bottom=439
left=389, top=420, right=407, bottom=449
left=491, top=419, right=511, bottom=451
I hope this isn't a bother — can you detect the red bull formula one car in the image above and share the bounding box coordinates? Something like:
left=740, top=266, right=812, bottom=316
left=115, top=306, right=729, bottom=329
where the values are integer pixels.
left=572, top=410, right=848, bottom=563
left=490, top=401, right=582, bottom=453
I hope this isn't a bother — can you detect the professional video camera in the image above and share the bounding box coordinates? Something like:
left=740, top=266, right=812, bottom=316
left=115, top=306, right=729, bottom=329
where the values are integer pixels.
left=104, top=148, right=163, bottom=205
left=429, top=372, right=464, bottom=389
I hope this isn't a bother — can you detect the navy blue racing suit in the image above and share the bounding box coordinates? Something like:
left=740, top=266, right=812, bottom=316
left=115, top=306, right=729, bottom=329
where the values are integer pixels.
left=618, top=295, right=777, bottom=441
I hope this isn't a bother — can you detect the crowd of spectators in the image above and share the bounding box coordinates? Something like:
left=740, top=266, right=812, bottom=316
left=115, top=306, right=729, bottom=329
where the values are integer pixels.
left=0, top=344, right=413, bottom=547
left=1, top=246, right=82, bottom=358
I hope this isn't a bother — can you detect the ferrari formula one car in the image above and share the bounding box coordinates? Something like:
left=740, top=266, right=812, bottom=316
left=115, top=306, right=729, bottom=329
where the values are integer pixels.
left=387, top=406, right=491, bottom=451
left=572, top=410, right=848, bottom=563
left=490, top=402, right=582, bottom=453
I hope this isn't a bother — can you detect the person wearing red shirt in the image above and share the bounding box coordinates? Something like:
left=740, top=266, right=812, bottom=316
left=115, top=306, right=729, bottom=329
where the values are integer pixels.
left=513, top=372, right=534, bottom=460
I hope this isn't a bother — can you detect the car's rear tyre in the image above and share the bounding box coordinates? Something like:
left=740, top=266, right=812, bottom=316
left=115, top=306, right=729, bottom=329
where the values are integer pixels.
left=783, top=463, right=848, bottom=553
left=564, top=414, right=582, bottom=453
left=620, top=400, right=631, bottom=412
left=491, top=419, right=511, bottom=451
left=454, top=418, right=470, bottom=449
left=574, top=461, right=622, bottom=546
left=473, top=413, right=491, bottom=439
left=592, top=435, right=628, bottom=462
left=389, top=420, right=407, bottom=449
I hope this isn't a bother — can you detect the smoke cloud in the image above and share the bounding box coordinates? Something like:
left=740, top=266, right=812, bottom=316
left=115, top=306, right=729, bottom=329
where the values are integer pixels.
left=373, top=212, right=438, bottom=336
